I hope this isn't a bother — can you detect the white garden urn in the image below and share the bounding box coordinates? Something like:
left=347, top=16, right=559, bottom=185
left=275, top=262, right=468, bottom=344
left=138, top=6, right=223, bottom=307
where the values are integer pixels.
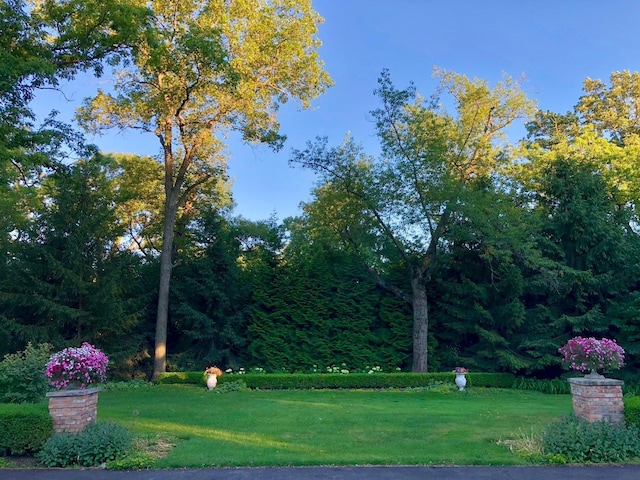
left=455, top=373, right=467, bottom=391
left=206, top=374, right=218, bottom=390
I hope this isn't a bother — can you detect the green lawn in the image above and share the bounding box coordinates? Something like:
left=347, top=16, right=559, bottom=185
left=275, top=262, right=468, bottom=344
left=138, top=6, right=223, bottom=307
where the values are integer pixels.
left=97, top=385, right=572, bottom=467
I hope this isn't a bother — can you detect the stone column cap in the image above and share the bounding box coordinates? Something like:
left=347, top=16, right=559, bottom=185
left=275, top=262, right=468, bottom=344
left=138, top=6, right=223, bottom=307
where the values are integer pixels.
left=46, top=387, right=101, bottom=397
left=568, top=377, right=624, bottom=386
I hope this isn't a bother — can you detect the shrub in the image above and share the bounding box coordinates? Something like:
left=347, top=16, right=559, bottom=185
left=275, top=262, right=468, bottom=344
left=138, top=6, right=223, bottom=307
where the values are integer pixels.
left=36, top=422, right=132, bottom=467
left=624, top=396, right=640, bottom=428
left=107, top=452, right=156, bottom=470
left=542, top=415, right=640, bottom=463
left=35, top=431, right=79, bottom=467
left=76, top=422, right=133, bottom=467
left=513, top=377, right=571, bottom=395
left=209, top=380, right=247, bottom=394
left=0, top=342, right=53, bottom=403
left=0, top=403, right=52, bottom=455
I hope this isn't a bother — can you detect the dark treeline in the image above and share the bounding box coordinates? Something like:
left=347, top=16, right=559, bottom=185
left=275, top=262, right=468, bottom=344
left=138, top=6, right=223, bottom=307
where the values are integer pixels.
left=3, top=0, right=640, bottom=379
left=2, top=142, right=640, bottom=379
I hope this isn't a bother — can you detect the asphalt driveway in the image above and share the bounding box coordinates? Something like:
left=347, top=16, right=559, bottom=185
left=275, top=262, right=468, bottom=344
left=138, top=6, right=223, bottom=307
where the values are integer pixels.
left=3, top=465, right=640, bottom=480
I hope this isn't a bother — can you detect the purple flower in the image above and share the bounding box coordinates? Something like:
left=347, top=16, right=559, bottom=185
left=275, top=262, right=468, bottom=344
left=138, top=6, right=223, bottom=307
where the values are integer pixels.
left=558, top=337, right=625, bottom=373
left=44, top=343, right=109, bottom=390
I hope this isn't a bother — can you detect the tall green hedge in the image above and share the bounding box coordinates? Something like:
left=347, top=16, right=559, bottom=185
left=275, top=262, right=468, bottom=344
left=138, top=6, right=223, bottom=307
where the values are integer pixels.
left=246, top=248, right=413, bottom=373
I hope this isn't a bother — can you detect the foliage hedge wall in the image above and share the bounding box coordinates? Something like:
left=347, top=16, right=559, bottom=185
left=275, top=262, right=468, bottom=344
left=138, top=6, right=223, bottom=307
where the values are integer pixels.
left=246, top=247, right=414, bottom=373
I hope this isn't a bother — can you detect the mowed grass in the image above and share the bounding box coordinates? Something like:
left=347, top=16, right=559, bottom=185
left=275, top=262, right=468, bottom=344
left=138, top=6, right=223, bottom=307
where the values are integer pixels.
left=97, top=385, right=572, bottom=468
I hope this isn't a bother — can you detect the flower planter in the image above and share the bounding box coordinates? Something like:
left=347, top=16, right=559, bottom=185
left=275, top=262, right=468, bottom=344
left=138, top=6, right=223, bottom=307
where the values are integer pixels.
left=206, top=373, right=218, bottom=390
left=46, top=387, right=100, bottom=433
left=559, top=337, right=626, bottom=423
left=204, top=366, right=222, bottom=390
left=567, top=375, right=624, bottom=424
left=455, top=373, right=467, bottom=391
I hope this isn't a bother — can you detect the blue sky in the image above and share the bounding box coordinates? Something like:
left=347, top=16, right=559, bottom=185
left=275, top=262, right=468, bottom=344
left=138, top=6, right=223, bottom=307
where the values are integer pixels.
left=35, top=1, right=640, bottom=221
left=231, top=0, right=640, bottom=221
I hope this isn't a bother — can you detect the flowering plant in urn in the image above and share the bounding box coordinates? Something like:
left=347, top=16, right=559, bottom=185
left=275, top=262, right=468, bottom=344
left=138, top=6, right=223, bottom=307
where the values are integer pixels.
left=559, top=337, right=625, bottom=374
left=44, top=343, right=109, bottom=390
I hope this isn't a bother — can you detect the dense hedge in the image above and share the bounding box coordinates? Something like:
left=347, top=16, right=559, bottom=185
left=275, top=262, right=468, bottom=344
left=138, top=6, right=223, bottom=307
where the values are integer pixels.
left=0, top=403, right=52, bottom=455
left=156, top=372, right=515, bottom=390
left=624, top=396, right=640, bottom=428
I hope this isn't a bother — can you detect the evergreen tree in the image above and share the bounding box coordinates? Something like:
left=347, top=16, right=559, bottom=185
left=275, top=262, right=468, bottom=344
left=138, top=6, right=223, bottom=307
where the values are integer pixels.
left=0, top=157, right=146, bottom=359
left=167, top=211, right=254, bottom=369
left=247, top=217, right=412, bottom=372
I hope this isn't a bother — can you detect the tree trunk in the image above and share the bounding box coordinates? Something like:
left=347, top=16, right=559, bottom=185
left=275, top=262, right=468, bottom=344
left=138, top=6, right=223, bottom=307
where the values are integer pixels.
left=411, top=273, right=429, bottom=372
left=152, top=193, right=179, bottom=381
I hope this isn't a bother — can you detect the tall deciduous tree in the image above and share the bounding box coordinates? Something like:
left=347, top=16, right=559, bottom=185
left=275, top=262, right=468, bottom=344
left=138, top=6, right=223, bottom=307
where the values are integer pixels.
left=75, top=0, right=332, bottom=378
left=577, top=70, right=640, bottom=147
left=515, top=72, right=640, bottom=372
left=1, top=0, right=148, bottom=175
left=293, top=69, right=533, bottom=371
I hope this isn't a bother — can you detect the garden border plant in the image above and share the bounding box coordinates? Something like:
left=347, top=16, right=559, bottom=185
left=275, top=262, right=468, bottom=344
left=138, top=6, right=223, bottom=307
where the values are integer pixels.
left=542, top=414, right=640, bottom=464
left=36, top=421, right=133, bottom=468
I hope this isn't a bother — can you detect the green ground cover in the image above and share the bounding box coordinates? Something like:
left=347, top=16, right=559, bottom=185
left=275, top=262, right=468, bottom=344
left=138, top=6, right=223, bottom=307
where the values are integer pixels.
left=97, top=386, right=572, bottom=467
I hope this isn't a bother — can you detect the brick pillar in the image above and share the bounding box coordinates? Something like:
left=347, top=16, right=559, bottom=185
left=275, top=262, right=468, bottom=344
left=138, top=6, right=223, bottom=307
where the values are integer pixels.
left=568, top=375, right=624, bottom=424
left=46, top=387, right=100, bottom=433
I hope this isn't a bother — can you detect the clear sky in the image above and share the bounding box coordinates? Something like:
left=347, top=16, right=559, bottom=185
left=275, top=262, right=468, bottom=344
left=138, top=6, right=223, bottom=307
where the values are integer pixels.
left=35, top=0, right=640, bottom=222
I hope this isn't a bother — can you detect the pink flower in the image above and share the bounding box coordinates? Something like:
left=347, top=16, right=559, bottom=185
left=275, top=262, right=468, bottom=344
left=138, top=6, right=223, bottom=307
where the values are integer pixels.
left=559, top=337, right=625, bottom=373
left=44, top=343, right=109, bottom=390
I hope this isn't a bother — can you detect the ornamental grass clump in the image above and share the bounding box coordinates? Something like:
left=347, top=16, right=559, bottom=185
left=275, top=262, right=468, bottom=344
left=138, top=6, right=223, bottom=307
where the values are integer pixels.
left=558, top=337, right=625, bottom=373
left=44, top=343, right=109, bottom=390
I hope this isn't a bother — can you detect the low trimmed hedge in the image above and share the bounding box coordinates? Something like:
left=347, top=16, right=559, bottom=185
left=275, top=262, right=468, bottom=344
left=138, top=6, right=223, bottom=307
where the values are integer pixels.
left=156, top=372, right=515, bottom=390
left=0, top=403, right=52, bottom=455
left=157, top=371, right=205, bottom=385
left=624, top=396, right=640, bottom=428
